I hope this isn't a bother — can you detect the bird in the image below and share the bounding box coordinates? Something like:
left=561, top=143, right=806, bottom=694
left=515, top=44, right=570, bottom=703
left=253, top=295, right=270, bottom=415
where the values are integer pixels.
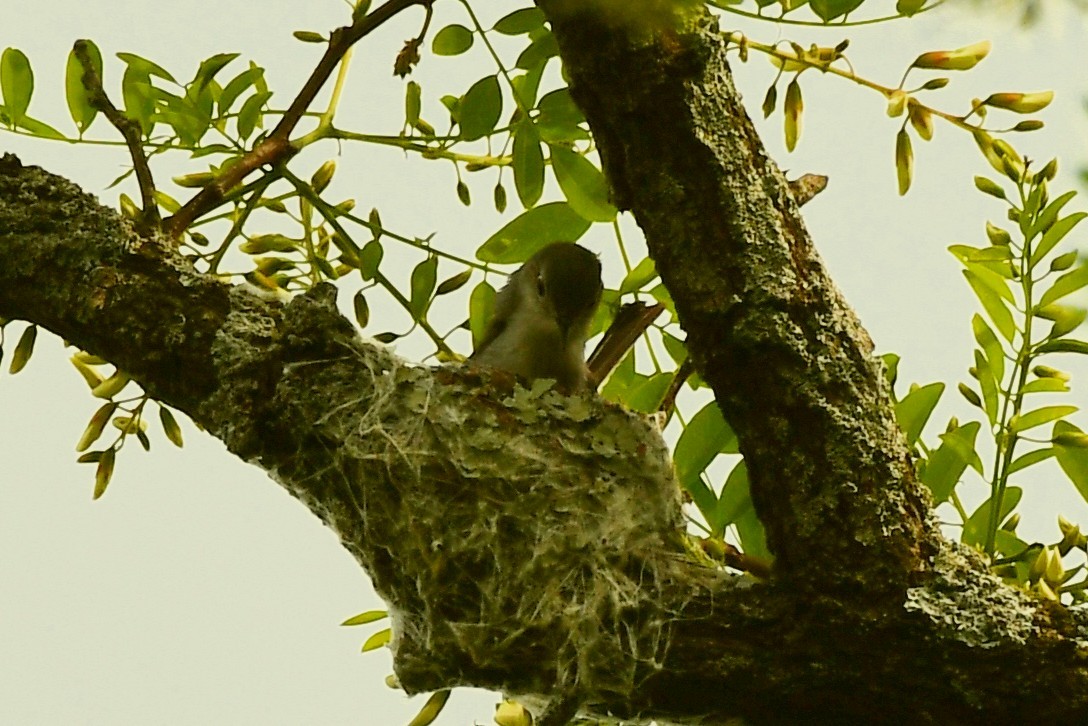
left=471, top=242, right=603, bottom=392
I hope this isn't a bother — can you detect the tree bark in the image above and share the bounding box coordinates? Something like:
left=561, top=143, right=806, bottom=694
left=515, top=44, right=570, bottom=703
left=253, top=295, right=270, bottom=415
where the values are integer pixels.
left=2, top=4, right=1088, bottom=723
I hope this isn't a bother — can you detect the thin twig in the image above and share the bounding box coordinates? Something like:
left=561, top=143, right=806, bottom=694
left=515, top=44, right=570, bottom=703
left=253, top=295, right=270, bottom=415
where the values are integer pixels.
left=586, top=302, right=665, bottom=388
left=165, top=0, right=433, bottom=240
left=73, top=39, right=161, bottom=234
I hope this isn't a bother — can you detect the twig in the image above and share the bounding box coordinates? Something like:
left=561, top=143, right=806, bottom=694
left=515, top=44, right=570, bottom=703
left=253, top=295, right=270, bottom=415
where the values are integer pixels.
left=73, top=40, right=161, bottom=234
left=586, top=301, right=665, bottom=388
left=165, top=0, right=434, bottom=240
left=657, top=358, right=693, bottom=415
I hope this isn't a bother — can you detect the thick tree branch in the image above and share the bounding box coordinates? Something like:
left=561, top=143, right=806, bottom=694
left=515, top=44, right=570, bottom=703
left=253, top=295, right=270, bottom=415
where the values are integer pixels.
left=4, top=152, right=1088, bottom=723
left=540, top=2, right=931, bottom=596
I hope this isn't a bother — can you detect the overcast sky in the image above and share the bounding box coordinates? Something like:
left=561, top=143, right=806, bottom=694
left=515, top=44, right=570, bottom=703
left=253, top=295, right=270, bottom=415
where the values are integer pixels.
left=2, top=2, right=1087, bottom=724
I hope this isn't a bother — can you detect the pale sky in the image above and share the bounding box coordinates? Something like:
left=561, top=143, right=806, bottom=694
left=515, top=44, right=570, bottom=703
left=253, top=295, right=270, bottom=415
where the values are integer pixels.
left=2, top=2, right=1087, bottom=724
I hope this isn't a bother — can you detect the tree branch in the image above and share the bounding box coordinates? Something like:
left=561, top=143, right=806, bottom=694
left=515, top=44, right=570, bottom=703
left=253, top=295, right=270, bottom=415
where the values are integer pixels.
left=165, top=0, right=433, bottom=239
left=74, top=39, right=161, bottom=233
left=4, top=151, right=1088, bottom=723
left=540, top=2, right=931, bottom=596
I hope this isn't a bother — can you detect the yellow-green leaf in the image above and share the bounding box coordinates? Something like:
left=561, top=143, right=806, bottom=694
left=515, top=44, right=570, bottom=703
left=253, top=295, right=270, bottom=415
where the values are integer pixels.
left=512, top=122, right=544, bottom=209
left=341, top=609, right=387, bottom=626
left=405, top=690, right=450, bottom=726
left=361, top=627, right=391, bottom=652
left=66, top=41, right=101, bottom=133
left=159, top=406, right=184, bottom=448
left=469, top=281, right=496, bottom=349
left=982, top=91, right=1054, bottom=114
left=912, top=40, right=990, bottom=71
left=94, top=448, right=115, bottom=500
left=76, top=403, right=116, bottom=453
left=8, top=324, right=37, bottom=374
left=432, top=25, right=474, bottom=56
left=549, top=145, right=616, bottom=223
left=459, top=75, right=501, bottom=141
left=477, top=202, right=591, bottom=264
left=895, top=129, right=913, bottom=196
left=1, top=47, right=34, bottom=124
left=784, top=78, right=803, bottom=151
left=409, top=256, right=438, bottom=319
left=1010, top=405, right=1078, bottom=435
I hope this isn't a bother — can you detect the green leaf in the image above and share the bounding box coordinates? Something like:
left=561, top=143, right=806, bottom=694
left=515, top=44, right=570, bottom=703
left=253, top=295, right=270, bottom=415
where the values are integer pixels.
left=116, top=52, right=177, bottom=83
left=1054, top=421, right=1088, bottom=503
left=66, top=41, right=101, bottom=133
left=409, top=256, right=438, bottom=319
left=1028, top=190, right=1076, bottom=242
left=625, top=373, right=672, bottom=413
left=515, top=30, right=558, bottom=70
left=432, top=24, right=474, bottom=56
left=293, top=30, right=326, bottom=44
left=537, top=88, right=583, bottom=130
left=974, top=176, right=1006, bottom=200
left=1, top=47, right=34, bottom=124
left=477, top=202, right=591, bottom=264
left=341, top=609, right=387, bottom=626
left=894, top=382, right=944, bottom=445
left=949, top=244, right=1012, bottom=264
left=974, top=350, right=999, bottom=425
left=1021, top=377, right=1068, bottom=394
left=512, top=122, right=544, bottom=208
left=405, top=689, right=451, bottom=726
left=600, top=349, right=636, bottom=400
left=897, top=0, right=927, bottom=15
left=469, top=281, right=496, bottom=349
left=1037, top=338, right=1088, bottom=355
left=405, top=80, right=421, bottom=125
left=962, top=487, right=1021, bottom=547
left=895, top=127, right=913, bottom=195
left=549, top=145, right=616, bottom=223
left=510, top=63, right=544, bottom=108
left=734, top=507, right=770, bottom=560
left=972, top=314, right=1006, bottom=384
left=436, top=269, right=472, bottom=296
left=494, top=8, right=545, bottom=35
left=236, top=90, right=272, bottom=139
left=459, top=75, right=501, bottom=141
left=712, top=461, right=752, bottom=536
left=192, top=52, right=239, bottom=93
left=359, top=239, right=383, bottom=281
left=1033, top=212, right=1086, bottom=267
left=1007, top=447, right=1055, bottom=475
left=1010, top=405, right=1078, bottom=435
left=93, top=447, right=115, bottom=500
left=674, top=402, right=739, bottom=493
left=353, top=291, right=370, bottom=328
left=783, top=78, right=802, bottom=151
left=159, top=406, right=184, bottom=448
left=619, top=257, right=658, bottom=295
left=121, top=65, right=155, bottom=136
left=964, top=261, right=1015, bottom=301
left=8, top=324, right=36, bottom=374
left=218, top=66, right=264, bottom=116
left=361, top=627, right=391, bottom=652
left=810, top=0, right=864, bottom=21
left=922, top=421, right=981, bottom=503
left=963, top=269, right=1016, bottom=342
left=15, top=115, right=65, bottom=140
left=1038, top=264, right=1088, bottom=309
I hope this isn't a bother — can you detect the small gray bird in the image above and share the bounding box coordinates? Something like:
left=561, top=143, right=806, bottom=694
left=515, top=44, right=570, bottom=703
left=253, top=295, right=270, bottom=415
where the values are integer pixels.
left=471, top=242, right=603, bottom=391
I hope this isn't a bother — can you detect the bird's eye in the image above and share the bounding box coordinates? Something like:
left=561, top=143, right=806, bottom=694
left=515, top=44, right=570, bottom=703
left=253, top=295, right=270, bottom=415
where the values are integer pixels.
left=536, top=274, right=547, bottom=298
